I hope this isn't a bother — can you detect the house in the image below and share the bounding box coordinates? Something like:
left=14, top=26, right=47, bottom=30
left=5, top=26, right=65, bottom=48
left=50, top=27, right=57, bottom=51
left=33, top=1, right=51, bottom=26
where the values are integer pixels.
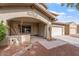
left=0, top=3, right=58, bottom=42
left=69, top=22, right=77, bottom=35
left=52, top=21, right=69, bottom=37
left=52, top=21, right=77, bottom=37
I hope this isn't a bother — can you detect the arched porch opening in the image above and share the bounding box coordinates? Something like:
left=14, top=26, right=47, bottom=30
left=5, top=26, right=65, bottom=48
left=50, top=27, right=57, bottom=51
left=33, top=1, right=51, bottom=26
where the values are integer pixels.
left=7, top=17, right=47, bottom=39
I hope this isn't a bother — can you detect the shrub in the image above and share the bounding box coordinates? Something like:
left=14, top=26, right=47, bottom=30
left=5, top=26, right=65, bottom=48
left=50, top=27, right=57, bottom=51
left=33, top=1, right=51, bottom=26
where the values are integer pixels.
left=0, top=21, right=7, bottom=41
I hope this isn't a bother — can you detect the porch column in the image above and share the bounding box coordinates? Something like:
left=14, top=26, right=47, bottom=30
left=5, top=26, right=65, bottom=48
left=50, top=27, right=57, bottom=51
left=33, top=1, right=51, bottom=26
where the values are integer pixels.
left=20, top=20, right=23, bottom=35
left=45, top=24, right=52, bottom=40
left=44, top=25, right=47, bottom=39
left=49, top=25, right=52, bottom=40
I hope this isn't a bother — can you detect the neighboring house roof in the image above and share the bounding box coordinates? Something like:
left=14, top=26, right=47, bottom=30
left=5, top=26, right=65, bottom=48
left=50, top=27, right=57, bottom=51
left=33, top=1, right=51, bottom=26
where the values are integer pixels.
left=0, top=3, right=58, bottom=21
left=52, top=21, right=77, bottom=25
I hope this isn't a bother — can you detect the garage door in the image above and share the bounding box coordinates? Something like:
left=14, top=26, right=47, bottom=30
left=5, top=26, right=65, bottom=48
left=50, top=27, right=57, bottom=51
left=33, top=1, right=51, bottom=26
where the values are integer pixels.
left=70, top=28, right=76, bottom=34
left=52, top=26, right=64, bottom=37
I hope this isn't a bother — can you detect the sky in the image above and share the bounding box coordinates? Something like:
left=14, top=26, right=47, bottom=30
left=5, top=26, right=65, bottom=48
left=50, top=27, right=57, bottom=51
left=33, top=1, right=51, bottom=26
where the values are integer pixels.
left=46, top=3, right=79, bottom=24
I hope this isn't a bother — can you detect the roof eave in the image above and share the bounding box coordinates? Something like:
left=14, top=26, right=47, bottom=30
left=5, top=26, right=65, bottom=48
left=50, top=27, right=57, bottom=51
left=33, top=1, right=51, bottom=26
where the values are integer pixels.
left=34, top=3, right=57, bottom=20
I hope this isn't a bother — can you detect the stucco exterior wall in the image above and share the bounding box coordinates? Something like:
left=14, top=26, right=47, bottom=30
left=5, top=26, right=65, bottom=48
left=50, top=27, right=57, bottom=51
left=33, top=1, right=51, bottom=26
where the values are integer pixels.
left=69, top=23, right=77, bottom=34
left=39, top=23, right=45, bottom=37
left=0, top=7, right=51, bottom=25
left=32, top=23, right=39, bottom=35
left=0, top=6, right=52, bottom=40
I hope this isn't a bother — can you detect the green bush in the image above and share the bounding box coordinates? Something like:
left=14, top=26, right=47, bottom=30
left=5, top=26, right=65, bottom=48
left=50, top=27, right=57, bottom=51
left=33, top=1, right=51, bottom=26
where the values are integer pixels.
left=0, top=21, right=7, bottom=41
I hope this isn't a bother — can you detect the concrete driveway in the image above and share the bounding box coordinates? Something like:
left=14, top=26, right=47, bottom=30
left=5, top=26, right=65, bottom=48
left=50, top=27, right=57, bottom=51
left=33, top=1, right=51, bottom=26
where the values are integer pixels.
left=53, top=35, right=79, bottom=47
left=31, top=36, right=79, bottom=49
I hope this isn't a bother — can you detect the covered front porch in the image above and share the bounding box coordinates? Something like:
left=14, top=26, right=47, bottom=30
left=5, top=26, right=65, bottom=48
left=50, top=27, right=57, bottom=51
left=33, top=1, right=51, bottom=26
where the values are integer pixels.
left=7, top=17, right=52, bottom=40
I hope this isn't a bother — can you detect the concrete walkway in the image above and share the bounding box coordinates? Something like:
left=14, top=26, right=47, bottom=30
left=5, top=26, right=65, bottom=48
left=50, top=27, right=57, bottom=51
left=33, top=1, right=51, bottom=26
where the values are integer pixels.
left=53, top=35, right=79, bottom=47
left=38, top=39, right=67, bottom=49
left=31, top=36, right=67, bottom=49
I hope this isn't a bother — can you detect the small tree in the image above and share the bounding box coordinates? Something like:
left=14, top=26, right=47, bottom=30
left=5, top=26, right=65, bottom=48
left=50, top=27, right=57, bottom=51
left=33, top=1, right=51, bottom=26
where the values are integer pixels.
left=61, top=3, right=79, bottom=11
left=0, top=21, right=7, bottom=41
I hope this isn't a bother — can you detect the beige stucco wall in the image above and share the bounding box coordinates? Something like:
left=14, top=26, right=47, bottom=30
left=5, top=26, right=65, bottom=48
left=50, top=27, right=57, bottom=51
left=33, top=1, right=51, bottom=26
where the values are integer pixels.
left=69, top=23, right=77, bottom=34
left=0, top=7, right=51, bottom=25
left=31, top=23, right=39, bottom=35
left=7, top=34, right=31, bottom=46
left=0, top=7, right=53, bottom=40
left=39, top=23, right=45, bottom=37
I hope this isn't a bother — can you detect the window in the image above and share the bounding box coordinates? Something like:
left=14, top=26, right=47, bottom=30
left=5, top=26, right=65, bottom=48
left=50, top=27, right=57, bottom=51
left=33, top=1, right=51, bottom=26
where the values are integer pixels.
left=19, top=25, right=31, bottom=34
